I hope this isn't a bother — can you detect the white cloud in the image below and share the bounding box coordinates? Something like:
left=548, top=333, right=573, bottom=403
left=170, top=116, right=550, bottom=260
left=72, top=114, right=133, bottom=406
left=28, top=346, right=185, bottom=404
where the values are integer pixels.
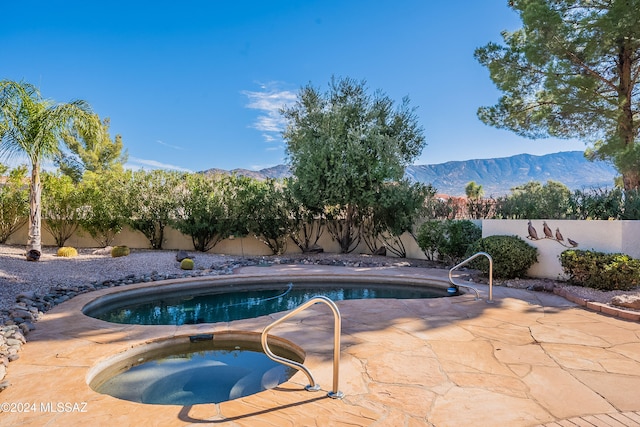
left=156, top=140, right=183, bottom=150
left=127, top=156, right=192, bottom=172
left=242, top=82, right=297, bottom=143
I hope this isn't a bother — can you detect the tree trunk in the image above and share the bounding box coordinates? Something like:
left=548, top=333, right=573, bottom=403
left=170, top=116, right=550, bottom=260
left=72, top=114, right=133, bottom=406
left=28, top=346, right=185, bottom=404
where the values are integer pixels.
left=27, top=162, right=42, bottom=253
left=617, top=38, right=639, bottom=191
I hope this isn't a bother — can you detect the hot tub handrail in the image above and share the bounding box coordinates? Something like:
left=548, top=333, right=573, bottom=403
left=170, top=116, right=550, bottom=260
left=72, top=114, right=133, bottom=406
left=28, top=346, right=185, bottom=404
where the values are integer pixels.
left=448, top=251, right=494, bottom=303
left=261, top=295, right=344, bottom=399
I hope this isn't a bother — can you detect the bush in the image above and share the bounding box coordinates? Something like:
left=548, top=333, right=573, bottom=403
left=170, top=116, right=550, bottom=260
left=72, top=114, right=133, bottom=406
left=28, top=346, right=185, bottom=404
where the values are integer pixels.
left=56, top=246, right=78, bottom=257
left=560, top=249, right=640, bottom=291
left=416, top=220, right=446, bottom=261
left=180, top=258, right=195, bottom=270
left=416, top=220, right=481, bottom=264
left=468, top=235, right=538, bottom=279
left=442, top=220, right=482, bottom=263
left=111, top=245, right=130, bottom=257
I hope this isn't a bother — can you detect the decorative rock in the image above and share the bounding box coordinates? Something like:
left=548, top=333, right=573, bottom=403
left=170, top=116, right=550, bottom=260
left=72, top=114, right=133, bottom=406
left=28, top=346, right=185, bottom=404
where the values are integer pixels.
left=26, top=249, right=41, bottom=261
left=92, top=246, right=113, bottom=255
left=305, top=245, right=324, bottom=254
left=611, top=294, right=640, bottom=310
left=373, top=246, right=387, bottom=256
left=176, top=250, right=192, bottom=262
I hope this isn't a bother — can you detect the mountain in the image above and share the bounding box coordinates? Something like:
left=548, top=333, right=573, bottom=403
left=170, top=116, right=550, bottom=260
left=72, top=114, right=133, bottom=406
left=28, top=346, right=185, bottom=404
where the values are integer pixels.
left=201, top=151, right=618, bottom=196
left=405, top=151, right=617, bottom=196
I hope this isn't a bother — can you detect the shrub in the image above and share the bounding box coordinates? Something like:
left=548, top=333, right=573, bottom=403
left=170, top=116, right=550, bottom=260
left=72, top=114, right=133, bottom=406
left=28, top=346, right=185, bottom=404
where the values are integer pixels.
left=417, top=220, right=481, bottom=264
left=111, top=245, right=130, bottom=257
left=442, top=220, right=482, bottom=263
left=180, top=258, right=195, bottom=270
left=560, top=249, right=640, bottom=291
left=416, top=220, right=446, bottom=261
left=56, top=246, right=78, bottom=257
left=468, top=235, right=538, bottom=279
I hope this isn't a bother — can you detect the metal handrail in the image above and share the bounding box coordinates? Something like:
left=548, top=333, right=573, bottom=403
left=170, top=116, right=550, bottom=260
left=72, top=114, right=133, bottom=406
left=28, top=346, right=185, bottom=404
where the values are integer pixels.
left=448, top=251, right=494, bottom=303
left=261, top=295, right=344, bottom=399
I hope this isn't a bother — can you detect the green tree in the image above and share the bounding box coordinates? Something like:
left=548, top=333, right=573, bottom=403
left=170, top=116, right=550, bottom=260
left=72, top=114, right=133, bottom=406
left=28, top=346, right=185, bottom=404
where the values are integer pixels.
left=80, top=170, right=130, bottom=246
left=41, top=172, right=86, bottom=247
left=242, top=178, right=295, bottom=255
left=282, top=76, right=426, bottom=253
left=362, top=181, right=433, bottom=258
left=173, top=173, right=234, bottom=252
left=465, top=181, right=484, bottom=199
left=495, top=180, right=572, bottom=219
left=282, top=178, right=324, bottom=252
left=0, top=80, right=100, bottom=254
left=475, top=0, right=640, bottom=190
left=0, top=164, right=29, bottom=243
left=124, top=169, right=184, bottom=249
left=56, top=117, right=127, bottom=183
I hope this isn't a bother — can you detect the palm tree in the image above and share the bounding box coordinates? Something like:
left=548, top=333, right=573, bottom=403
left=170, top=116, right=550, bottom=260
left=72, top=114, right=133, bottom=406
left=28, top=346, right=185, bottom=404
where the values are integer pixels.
left=0, top=80, right=100, bottom=256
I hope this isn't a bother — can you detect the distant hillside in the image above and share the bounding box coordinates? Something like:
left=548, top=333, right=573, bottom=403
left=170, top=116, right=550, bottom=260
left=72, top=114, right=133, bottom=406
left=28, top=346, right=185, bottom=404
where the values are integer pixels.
left=405, top=151, right=617, bottom=196
left=201, top=151, right=618, bottom=196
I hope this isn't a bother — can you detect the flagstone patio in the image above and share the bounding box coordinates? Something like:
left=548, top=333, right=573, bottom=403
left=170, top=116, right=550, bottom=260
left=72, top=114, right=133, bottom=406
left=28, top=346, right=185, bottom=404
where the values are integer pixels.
left=1, top=265, right=639, bottom=426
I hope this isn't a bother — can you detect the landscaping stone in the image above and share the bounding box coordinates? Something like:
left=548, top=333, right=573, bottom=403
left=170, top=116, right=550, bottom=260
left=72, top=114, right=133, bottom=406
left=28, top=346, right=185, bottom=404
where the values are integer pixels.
left=611, top=294, right=640, bottom=310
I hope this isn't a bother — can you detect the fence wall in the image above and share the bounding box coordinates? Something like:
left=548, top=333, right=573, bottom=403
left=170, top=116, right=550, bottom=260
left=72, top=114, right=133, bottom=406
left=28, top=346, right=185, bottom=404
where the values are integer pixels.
left=482, top=219, right=640, bottom=279
left=6, top=220, right=639, bottom=280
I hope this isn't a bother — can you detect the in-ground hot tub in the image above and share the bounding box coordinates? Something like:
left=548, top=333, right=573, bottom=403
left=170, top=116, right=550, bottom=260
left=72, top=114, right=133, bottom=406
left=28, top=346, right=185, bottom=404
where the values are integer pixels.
left=83, top=276, right=452, bottom=325
left=88, top=331, right=303, bottom=405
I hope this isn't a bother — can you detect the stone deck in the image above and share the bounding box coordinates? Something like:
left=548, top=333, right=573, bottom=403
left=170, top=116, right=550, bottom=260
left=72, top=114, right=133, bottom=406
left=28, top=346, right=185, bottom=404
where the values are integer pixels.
left=1, top=265, right=639, bottom=426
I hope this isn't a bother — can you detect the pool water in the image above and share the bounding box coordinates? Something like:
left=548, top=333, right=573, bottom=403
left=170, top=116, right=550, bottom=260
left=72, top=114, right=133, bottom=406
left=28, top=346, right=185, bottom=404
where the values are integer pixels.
left=89, top=282, right=449, bottom=325
left=94, top=339, right=299, bottom=405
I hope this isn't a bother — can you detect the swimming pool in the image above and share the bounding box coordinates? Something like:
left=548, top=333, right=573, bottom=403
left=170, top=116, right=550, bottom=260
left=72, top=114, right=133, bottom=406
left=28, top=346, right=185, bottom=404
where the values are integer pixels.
left=88, top=332, right=303, bottom=405
left=84, top=279, right=451, bottom=325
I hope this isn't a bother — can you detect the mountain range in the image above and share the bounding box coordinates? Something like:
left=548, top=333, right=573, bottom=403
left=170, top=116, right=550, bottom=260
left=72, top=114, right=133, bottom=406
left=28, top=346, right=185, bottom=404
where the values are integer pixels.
left=202, top=151, right=618, bottom=196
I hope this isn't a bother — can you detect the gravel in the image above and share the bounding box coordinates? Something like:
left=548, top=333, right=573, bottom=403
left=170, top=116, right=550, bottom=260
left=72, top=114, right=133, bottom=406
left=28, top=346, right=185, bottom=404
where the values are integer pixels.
left=1, top=244, right=639, bottom=315
left=0, top=245, right=238, bottom=313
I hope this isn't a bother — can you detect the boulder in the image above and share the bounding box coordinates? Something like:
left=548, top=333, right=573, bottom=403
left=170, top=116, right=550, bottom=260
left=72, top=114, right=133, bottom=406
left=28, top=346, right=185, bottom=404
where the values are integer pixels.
left=304, top=245, right=324, bottom=254
left=26, top=249, right=41, bottom=261
left=92, top=246, right=113, bottom=255
left=373, top=246, right=387, bottom=256
left=611, top=294, right=640, bottom=310
left=176, top=250, right=192, bottom=262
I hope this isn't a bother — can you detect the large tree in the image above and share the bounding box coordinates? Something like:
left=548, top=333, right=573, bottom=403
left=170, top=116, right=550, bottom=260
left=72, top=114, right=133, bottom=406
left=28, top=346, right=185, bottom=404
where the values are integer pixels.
left=56, top=117, right=127, bottom=183
left=282, top=76, right=426, bottom=253
left=476, top=0, right=640, bottom=190
left=0, top=80, right=100, bottom=255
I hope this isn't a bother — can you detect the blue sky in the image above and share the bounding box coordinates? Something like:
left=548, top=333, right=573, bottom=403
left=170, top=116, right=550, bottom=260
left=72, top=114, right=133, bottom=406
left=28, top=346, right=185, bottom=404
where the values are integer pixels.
left=1, top=0, right=587, bottom=173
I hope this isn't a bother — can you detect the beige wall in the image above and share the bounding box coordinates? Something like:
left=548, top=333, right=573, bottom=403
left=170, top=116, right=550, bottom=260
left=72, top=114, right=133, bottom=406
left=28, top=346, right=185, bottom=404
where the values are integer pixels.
left=5, top=222, right=427, bottom=259
left=482, top=219, right=640, bottom=279
left=7, top=220, right=639, bottom=280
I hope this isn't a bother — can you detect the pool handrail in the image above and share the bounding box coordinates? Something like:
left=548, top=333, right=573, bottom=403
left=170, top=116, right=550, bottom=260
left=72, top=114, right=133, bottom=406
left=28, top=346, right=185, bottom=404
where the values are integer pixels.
left=448, top=251, right=494, bottom=303
left=261, top=295, right=344, bottom=399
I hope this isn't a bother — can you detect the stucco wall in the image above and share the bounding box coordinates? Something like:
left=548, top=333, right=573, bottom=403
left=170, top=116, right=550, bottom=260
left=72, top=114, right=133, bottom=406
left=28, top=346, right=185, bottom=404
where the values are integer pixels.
left=6, top=220, right=638, bottom=280
left=482, top=219, right=640, bottom=279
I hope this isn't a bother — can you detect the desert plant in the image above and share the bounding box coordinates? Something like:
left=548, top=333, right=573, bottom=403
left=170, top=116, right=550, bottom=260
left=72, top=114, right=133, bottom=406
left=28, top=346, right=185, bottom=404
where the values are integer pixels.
left=560, top=249, right=640, bottom=291
left=172, top=173, right=234, bottom=252
left=79, top=170, right=129, bottom=247
left=180, top=258, right=194, bottom=270
left=56, top=246, right=78, bottom=257
left=416, top=220, right=446, bottom=261
left=468, top=235, right=538, bottom=279
left=124, top=169, right=184, bottom=249
left=41, top=172, right=86, bottom=247
left=111, top=245, right=130, bottom=257
left=441, top=220, right=482, bottom=264
left=0, top=164, right=29, bottom=243
left=495, top=181, right=572, bottom=219
left=416, top=219, right=481, bottom=264
left=242, top=178, right=295, bottom=255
